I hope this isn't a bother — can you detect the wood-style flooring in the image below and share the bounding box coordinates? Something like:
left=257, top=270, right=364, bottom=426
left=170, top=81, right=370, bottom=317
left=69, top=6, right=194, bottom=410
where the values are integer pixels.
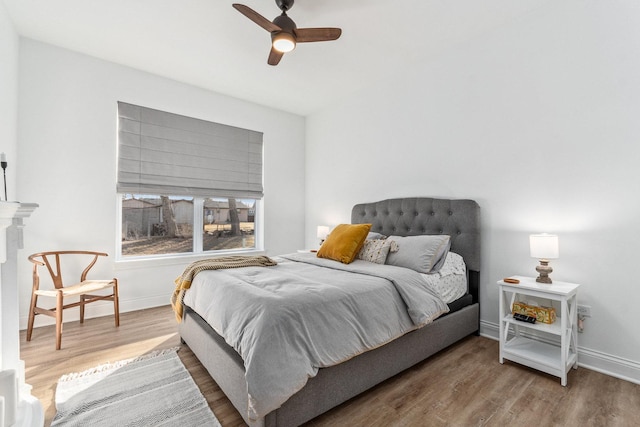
left=21, top=305, right=640, bottom=427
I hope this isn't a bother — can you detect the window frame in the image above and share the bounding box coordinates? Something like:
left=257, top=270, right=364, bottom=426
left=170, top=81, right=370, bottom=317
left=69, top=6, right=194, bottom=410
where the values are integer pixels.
left=115, top=194, right=263, bottom=262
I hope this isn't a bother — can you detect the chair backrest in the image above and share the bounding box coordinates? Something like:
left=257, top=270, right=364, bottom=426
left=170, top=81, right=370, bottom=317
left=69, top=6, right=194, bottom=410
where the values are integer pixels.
left=28, top=251, right=109, bottom=289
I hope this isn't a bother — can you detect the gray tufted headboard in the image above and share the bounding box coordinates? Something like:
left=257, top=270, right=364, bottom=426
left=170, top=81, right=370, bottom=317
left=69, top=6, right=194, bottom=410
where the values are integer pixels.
left=352, top=197, right=481, bottom=303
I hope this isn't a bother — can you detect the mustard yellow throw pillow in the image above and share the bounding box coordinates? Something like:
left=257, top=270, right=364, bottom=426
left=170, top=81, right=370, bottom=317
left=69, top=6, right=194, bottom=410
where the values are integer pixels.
left=317, top=223, right=372, bottom=264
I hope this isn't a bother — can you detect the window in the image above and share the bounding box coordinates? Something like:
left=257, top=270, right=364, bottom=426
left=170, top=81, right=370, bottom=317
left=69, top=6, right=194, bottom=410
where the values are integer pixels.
left=121, top=195, right=257, bottom=257
left=117, top=102, right=263, bottom=259
left=202, top=197, right=256, bottom=251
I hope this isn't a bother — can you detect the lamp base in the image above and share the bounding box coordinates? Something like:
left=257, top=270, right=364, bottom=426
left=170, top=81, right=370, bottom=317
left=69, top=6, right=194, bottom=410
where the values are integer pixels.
left=535, top=260, right=553, bottom=284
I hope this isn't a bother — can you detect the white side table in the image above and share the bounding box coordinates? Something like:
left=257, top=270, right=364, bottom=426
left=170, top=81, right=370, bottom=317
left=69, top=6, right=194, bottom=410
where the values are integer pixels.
left=498, top=275, right=580, bottom=386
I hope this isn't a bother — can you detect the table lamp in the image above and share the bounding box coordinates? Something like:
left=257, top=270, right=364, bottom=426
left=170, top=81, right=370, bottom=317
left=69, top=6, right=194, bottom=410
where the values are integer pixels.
left=317, top=225, right=329, bottom=246
left=530, top=233, right=559, bottom=284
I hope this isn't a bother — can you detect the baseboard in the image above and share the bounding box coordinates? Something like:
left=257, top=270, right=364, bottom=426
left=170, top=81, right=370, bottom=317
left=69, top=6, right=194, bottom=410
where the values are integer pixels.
left=19, top=295, right=171, bottom=330
left=479, top=319, right=500, bottom=340
left=480, top=319, right=640, bottom=385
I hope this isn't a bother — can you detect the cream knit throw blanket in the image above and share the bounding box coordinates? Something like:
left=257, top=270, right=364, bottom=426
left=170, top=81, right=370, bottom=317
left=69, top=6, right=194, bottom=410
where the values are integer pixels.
left=171, top=255, right=277, bottom=322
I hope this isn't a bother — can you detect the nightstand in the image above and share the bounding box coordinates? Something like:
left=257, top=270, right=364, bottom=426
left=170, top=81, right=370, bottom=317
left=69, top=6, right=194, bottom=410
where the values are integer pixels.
left=498, top=275, right=580, bottom=386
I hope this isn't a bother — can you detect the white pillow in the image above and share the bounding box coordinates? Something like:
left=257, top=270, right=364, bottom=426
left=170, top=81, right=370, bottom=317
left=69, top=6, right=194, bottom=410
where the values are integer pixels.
left=385, top=235, right=451, bottom=273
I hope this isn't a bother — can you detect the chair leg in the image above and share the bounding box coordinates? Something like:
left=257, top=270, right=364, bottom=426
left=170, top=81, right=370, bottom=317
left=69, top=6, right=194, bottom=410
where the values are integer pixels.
left=56, top=292, right=63, bottom=350
left=113, top=279, right=120, bottom=327
left=26, top=293, right=38, bottom=342
left=80, top=295, right=85, bottom=324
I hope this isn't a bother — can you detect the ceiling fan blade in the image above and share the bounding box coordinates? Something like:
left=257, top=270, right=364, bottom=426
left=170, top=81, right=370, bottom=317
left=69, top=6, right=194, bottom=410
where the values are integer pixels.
left=268, top=47, right=284, bottom=66
left=295, top=28, right=342, bottom=43
left=233, top=4, right=281, bottom=33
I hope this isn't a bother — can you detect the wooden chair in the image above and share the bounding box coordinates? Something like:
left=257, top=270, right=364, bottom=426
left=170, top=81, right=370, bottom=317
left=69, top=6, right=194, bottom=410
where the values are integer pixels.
left=26, top=251, right=120, bottom=350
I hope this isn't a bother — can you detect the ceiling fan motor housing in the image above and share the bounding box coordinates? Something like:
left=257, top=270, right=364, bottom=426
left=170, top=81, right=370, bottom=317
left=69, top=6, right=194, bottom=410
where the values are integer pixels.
left=271, top=14, right=296, bottom=52
left=273, top=14, right=296, bottom=31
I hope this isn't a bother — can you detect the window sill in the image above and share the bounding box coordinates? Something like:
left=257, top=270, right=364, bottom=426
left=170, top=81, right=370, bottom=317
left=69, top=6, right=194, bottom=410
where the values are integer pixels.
left=114, top=248, right=266, bottom=271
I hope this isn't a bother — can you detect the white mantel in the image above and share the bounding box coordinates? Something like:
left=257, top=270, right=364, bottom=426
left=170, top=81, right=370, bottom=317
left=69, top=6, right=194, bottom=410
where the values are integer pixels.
left=0, top=202, right=43, bottom=427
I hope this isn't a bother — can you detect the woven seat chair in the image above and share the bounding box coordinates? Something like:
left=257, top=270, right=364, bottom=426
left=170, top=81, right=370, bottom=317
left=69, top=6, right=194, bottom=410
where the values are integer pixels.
left=26, top=251, right=119, bottom=350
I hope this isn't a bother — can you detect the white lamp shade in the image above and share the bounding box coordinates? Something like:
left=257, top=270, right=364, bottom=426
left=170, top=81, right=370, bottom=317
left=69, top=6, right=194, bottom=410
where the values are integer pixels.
left=272, top=33, right=296, bottom=53
left=530, top=233, right=559, bottom=259
left=317, top=225, right=330, bottom=240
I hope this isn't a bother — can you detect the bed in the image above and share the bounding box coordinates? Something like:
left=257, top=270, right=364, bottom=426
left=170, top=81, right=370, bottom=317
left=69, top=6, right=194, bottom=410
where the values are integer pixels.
left=178, top=197, right=480, bottom=427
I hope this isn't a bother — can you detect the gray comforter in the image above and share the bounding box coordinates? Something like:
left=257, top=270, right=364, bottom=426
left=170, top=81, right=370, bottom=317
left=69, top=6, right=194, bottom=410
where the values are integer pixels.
left=182, top=252, right=449, bottom=421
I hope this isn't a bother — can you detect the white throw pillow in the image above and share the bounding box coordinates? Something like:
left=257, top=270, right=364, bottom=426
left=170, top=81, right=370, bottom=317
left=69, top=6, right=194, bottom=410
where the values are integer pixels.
left=366, top=232, right=386, bottom=240
left=357, top=239, right=393, bottom=264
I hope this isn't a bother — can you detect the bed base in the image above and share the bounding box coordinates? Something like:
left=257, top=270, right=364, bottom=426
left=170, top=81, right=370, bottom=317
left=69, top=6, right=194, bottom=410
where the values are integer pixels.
left=180, top=302, right=479, bottom=427
left=180, top=197, right=481, bottom=426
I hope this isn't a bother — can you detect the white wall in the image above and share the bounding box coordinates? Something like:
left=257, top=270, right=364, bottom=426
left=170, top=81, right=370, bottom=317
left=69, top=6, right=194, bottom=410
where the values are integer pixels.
left=306, top=1, right=640, bottom=382
left=0, top=0, right=19, bottom=374
left=16, top=39, right=306, bottom=328
left=0, top=1, right=17, bottom=199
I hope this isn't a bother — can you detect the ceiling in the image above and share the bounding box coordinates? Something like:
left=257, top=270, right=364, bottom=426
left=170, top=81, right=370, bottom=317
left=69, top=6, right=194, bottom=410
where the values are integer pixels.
left=3, top=0, right=549, bottom=116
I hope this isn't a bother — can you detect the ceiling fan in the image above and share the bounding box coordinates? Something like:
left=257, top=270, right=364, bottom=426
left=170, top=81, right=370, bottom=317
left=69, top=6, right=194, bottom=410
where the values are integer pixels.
left=232, top=0, right=342, bottom=66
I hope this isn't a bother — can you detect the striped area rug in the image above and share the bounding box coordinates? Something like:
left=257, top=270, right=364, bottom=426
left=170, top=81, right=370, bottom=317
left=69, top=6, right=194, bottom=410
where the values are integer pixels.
left=52, top=347, right=220, bottom=426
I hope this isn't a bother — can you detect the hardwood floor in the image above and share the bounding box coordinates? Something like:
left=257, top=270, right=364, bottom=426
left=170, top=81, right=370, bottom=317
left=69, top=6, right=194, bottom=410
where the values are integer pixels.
left=21, top=305, right=640, bottom=427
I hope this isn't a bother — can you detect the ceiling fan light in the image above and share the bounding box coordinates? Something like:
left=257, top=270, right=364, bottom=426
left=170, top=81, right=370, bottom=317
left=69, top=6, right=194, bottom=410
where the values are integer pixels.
left=272, top=32, right=296, bottom=53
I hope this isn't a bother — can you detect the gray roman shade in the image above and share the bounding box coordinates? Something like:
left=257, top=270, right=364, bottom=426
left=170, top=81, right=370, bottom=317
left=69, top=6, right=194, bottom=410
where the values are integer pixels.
left=117, top=102, right=263, bottom=198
